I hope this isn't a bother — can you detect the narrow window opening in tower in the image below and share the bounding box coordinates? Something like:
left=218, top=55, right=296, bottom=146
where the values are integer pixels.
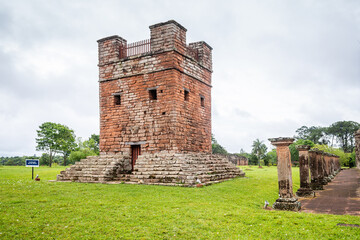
left=149, top=89, right=157, bottom=100
left=184, top=89, right=189, bottom=101
left=200, top=96, right=205, bottom=107
left=114, top=95, right=121, bottom=105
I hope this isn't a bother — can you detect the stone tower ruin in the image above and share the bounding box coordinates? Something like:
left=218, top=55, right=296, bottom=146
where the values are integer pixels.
left=98, top=20, right=212, bottom=155
left=57, top=20, right=244, bottom=186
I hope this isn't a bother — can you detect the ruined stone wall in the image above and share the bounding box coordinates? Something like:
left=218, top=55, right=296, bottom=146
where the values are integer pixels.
left=355, top=129, right=360, bottom=169
left=226, top=154, right=249, bottom=166
left=97, top=20, right=212, bottom=155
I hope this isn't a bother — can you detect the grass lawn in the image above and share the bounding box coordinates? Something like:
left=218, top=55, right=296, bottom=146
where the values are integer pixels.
left=0, top=165, right=359, bottom=239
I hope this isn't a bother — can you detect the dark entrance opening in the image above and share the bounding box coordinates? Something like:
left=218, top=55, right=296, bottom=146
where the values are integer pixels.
left=131, top=145, right=141, bottom=171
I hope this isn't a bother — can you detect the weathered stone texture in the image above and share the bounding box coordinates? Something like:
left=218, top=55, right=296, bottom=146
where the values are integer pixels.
left=57, top=154, right=132, bottom=182
left=355, top=129, right=360, bottom=169
left=269, top=137, right=301, bottom=211
left=130, top=152, right=245, bottom=186
left=296, top=145, right=315, bottom=198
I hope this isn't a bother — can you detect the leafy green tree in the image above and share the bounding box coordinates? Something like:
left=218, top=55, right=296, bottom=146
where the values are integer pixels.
left=266, top=149, right=277, bottom=166
left=211, top=134, right=228, bottom=155
left=247, top=154, right=258, bottom=165
left=295, top=139, right=315, bottom=147
left=327, top=121, right=360, bottom=153
left=36, top=122, right=59, bottom=167
left=289, top=144, right=299, bottom=166
left=295, top=126, right=328, bottom=144
left=83, top=134, right=100, bottom=155
left=349, top=150, right=356, bottom=168
left=289, top=139, right=315, bottom=166
left=251, top=139, right=267, bottom=167
left=40, top=153, right=50, bottom=166
left=57, top=125, right=77, bottom=166
left=36, top=122, right=76, bottom=167
left=68, top=135, right=99, bottom=165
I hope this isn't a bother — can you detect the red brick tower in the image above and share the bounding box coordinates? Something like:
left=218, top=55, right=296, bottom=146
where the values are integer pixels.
left=97, top=20, right=212, bottom=156
left=57, top=20, right=244, bottom=186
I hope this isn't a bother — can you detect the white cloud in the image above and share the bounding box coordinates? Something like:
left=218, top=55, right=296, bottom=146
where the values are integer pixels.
left=0, top=0, right=359, bottom=156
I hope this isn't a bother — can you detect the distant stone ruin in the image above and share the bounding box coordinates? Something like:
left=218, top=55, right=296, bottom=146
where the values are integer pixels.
left=57, top=20, right=244, bottom=186
left=226, top=154, right=248, bottom=166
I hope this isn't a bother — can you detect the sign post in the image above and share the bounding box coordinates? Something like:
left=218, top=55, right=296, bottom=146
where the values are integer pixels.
left=26, top=159, right=39, bottom=180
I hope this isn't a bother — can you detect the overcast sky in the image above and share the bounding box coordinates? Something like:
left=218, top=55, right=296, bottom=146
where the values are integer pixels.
left=0, top=0, right=359, bottom=156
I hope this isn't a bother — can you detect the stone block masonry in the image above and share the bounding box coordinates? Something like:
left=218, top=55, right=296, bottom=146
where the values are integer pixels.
left=57, top=20, right=244, bottom=186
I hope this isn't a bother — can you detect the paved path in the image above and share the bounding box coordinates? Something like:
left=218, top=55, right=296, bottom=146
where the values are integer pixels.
left=300, top=168, right=360, bottom=216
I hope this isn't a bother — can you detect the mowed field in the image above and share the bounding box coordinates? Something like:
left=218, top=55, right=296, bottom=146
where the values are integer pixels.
left=1, top=165, right=359, bottom=239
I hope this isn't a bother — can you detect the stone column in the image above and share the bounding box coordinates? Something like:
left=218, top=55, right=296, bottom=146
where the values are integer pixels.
left=317, top=150, right=328, bottom=185
left=323, top=153, right=331, bottom=182
left=333, top=154, right=340, bottom=174
left=329, top=154, right=335, bottom=178
left=269, top=137, right=301, bottom=211
left=309, top=149, right=323, bottom=190
left=295, top=145, right=315, bottom=197
left=355, top=129, right=360, bottom=169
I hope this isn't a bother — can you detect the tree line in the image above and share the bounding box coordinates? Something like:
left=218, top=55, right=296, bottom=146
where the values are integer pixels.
left=1, top=122, right=99, bottom=167
left=212, top=120, right=360, bottom=167
left=3, top=120, right=359, bottom=167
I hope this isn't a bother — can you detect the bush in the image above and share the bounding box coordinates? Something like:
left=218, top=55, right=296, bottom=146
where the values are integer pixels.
left=313, top=144, right=351, bottom=167
left=68, top=149, right=97, bottom=165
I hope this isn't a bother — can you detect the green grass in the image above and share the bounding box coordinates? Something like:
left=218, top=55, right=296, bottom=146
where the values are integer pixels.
left=0, top=166, right=359, bottom=239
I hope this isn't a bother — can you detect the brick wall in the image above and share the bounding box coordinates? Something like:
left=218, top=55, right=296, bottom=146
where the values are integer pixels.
left=97, top=20, right=212, bottom=155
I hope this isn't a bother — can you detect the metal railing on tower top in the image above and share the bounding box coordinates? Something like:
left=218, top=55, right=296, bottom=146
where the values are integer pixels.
left=119, top=39, right=199, bottom=61
left=119, top=39, right=151, bottom=58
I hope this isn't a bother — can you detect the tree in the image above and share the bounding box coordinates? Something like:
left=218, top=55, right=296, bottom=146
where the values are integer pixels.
left=36, top=122, right=76, bottom=167
left=68, top=134, right=99, bottom=165
left=266, top=149, right=277, bottom=166
left=327, top=121, right=360, bottom=153
left=295, top=126, right=328, bottom=144
left=251, top=139, right=267, bottom=167
left=211, top=134, right=228, bottom=155
left=83, top=134, right=100, bottom=155
left=289, top=139, right=315, bottom=166
left=57, top=125, right=77, bottom=166
left=313, top=144, right=352, bottom=167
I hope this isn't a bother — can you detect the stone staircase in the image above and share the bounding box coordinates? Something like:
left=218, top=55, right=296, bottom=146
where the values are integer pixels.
left=130, top=152, right=245, bottom=186
left=56, top=154, right=132, bottom=183
left=57, top=151, right=245, bottom=186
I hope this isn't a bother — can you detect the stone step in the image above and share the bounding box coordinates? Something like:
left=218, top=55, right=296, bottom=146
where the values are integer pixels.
left=57, top=152, right=245, bottom=186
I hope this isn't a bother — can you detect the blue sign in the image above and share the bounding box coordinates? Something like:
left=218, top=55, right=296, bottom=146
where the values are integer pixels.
left=26, top=159, right=39, bottom=167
